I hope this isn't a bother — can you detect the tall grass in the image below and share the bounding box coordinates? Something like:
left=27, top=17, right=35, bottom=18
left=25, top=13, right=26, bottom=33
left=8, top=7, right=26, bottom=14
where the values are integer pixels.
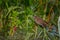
left=0, top=0, right=60, bottom=40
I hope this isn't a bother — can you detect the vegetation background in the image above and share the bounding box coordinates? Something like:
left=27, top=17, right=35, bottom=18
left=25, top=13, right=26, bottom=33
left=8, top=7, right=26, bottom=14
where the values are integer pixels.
left=0, top=0, right=60, bottom=40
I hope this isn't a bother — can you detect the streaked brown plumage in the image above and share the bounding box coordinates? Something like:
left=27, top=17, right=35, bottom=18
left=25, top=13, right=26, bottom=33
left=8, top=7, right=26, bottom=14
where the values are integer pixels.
left=33, top=16, right=48, bottom=27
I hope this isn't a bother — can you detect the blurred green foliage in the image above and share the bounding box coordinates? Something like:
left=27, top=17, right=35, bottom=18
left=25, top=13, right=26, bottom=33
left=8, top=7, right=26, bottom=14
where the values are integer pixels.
left=0, top=0, right=60, bottom=40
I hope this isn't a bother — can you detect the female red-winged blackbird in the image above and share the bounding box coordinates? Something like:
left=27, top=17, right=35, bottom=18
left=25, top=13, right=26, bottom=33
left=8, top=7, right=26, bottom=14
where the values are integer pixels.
left=33, top=16, right=48, bottom=27
left=33, top=16, right=59, bottom=37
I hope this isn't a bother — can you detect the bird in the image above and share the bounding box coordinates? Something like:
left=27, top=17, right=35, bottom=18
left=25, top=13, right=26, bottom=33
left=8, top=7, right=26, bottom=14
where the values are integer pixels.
left=33, top=16, right=48, bottom=27
left=33, top=16, right=59, bottom=37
